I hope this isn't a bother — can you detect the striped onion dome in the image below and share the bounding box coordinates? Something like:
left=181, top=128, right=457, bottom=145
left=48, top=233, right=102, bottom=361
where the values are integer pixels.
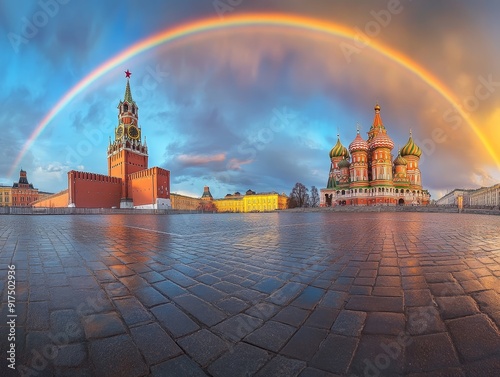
left=329, top=138, right=350, bottom=159
left=338, top=158, right=350, bottom=169
left=370, top=129, right=394, bottom=150
left=394, top=153, right=407, bottom=166
left=401, top=134, right=422, bottom=157
left=349, top=131, right=369, bottom=152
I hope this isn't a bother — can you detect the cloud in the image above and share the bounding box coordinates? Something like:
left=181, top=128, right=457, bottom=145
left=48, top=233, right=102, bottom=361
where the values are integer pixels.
left=177, top=153, right=226, bottom=166
left=227, top=158, right=253, bottom=171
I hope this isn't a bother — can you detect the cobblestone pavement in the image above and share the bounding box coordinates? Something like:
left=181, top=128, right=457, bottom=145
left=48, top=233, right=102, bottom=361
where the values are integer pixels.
left=1, top=212, right=499, bottom=377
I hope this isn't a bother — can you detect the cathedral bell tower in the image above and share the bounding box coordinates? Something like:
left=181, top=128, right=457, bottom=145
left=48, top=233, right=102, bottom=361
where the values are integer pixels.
left=107, top=70, right=149, bottom=208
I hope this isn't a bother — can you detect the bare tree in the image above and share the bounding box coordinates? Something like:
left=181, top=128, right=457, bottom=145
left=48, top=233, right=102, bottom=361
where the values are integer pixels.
left=288, top=182, right=309, bottom=208
left=197, top=201, right=217, bottom=212
left=310, top=186, right=319, bottom=207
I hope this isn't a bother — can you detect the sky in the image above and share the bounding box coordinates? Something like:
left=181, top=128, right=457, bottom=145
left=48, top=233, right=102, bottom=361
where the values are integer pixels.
left=1, top=0, right=499, bottom=200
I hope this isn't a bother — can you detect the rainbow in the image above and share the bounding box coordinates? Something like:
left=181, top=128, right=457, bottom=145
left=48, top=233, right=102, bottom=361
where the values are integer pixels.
left=9, top=13, right=499, bottom=176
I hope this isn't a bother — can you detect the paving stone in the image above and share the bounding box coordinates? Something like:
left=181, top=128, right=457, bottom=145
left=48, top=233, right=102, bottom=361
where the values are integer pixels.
left=244, top=320, right=296, bottom=352
left=119, top=275, right=149, bottom=290
left=428, top=282, right=465, bottom=296
left=27, top=301, right=50, bottom=330
left=178, top=329, right=228, bottom=366
left=405, top=333, right=460, bottom=373
left=212, top=313, right=263, bottom=342
left=376, top=276, right=401, bottom=287
left=298, top=367, right=341, bottom=376
left=310, top=334, right=358, bottom=374
left=291, top=286, right=325, bottom=310
left=82, top=312, right=126, bottom=339
left=50, top=309, right=85, bottom=343
left=130, top=323, right=182, bottom=365
left=331, top=276, right=354, bottom=291
left=103, top=282, right=130, bottom=298
left=268, top=282, right=307, bottom=305
left=134, top=285, right=168, bottom=307
left=245, top=301, right=281, bottom=320
left=346, top=295, right=404, bottom=312
left=349, top=334, right=405, bottom=376
left=212, top=280, right=241, bottom=293
left=406, top=306, right=446, bottom=335
left=151, top=303, right=200, bottom=338
left=435, top=296, right=479, bottom=319
left=197, top=273, right=220, bottom=285
left=69, top=276, right=100, bottom=290
left=108, top=264, right=135, bottom=278
left=447, top=314, right=500, bottom=361
left=350, top=285, right=373, bottom=295
left=233, top=288, right=267, bottom=303
left=364, top=312, right=405, bottom=335
left=273, top=306, right=310, bottom=327
left=139, top=270, right=165, bottom=283
left=256, top=355, right=306, bottom=377
left=479, top=276, right=500, bottom=293
left=280, top=326, right=328, bottom=361
left=459, top=279, right=485, bottom=293
left=353, top=277, right=376, bottom=286
left=189, top=283, right=227, bottom=303
left=53, top=343, right=87, bottom=367
left=90, top=334, right=148, bottom=377
left=472, top=290, right=500, bottom=316
left=216, top=297, right=249, bottom=314
left=404, top=289, right=434, bottom=307
left=463, top=356, right=500, bottom=377
left=208, top=343, right=270, bottom=377
left=379, top=266, right=400, bottom=276
left=358, top=269, right=377, bottom=278
left=114, top=296, right=152, bottom=325
left=319, top=290, right=348, bottom=309
left=173, top=294, right=226, bottom=326
left=163, top=269, right=198, bottom=287
left=151, top=355, right=208, bottom=377
left=402, top=276, right=428, bottom=290
left=303, top=307, right=339, bottom=329
left=331, top=310, right=367, bottom=337
left=173, top=264, right=203, bottom=278
left=253, top=276, right=285, bottom=294
left=372, top=286, right=401, bottom=297
left=153, top=279, right=187, bottom=299
left=95, top=270, right=116, bottom=282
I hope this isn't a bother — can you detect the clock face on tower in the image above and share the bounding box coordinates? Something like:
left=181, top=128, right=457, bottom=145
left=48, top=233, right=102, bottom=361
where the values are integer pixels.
left=116, top=125, right=124, bottom=139
left=128, top=125, right=140, bottom=139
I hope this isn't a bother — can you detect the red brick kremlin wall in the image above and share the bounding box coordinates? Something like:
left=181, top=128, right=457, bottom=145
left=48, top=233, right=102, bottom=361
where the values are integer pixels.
left=32, top=190, right=69, bottom=208
left=68, top=171, right=122, bottom=208
left=128, top=167, right=170, bottom=207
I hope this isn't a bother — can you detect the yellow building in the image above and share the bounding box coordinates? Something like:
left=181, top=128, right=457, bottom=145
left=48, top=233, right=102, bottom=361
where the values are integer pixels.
left=214, top=189, right=288, bottom=213
left=0, top=185, right=12, bottom=207
left=170, top=193, right=203, bottom=210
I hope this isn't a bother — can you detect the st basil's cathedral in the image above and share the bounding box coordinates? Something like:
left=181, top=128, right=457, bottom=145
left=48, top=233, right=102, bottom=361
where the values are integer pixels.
left=320, top=104, right=430, bottom=207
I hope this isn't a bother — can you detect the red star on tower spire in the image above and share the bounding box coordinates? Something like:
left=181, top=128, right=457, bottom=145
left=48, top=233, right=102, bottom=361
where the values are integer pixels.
left=125, top=69, right=132, bottom=78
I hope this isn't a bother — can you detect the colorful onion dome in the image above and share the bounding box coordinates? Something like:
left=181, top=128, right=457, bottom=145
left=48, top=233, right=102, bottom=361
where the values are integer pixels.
left=349, top=131, right=369, bottom=152
left=370, top=129, right=394, bottom=150
left=394, top=153, right=407, bottom=166
left=329, top=137, right=350, bottom=159
left=338, top=158, right=350, bottom=169
left=401, top=132, right=422, bottom=157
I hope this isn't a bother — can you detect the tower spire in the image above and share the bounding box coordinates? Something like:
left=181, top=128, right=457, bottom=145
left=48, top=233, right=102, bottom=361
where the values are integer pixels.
left=124, top=80, right=133, bottom=103
left=124, top=70, right=133, bottom=102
